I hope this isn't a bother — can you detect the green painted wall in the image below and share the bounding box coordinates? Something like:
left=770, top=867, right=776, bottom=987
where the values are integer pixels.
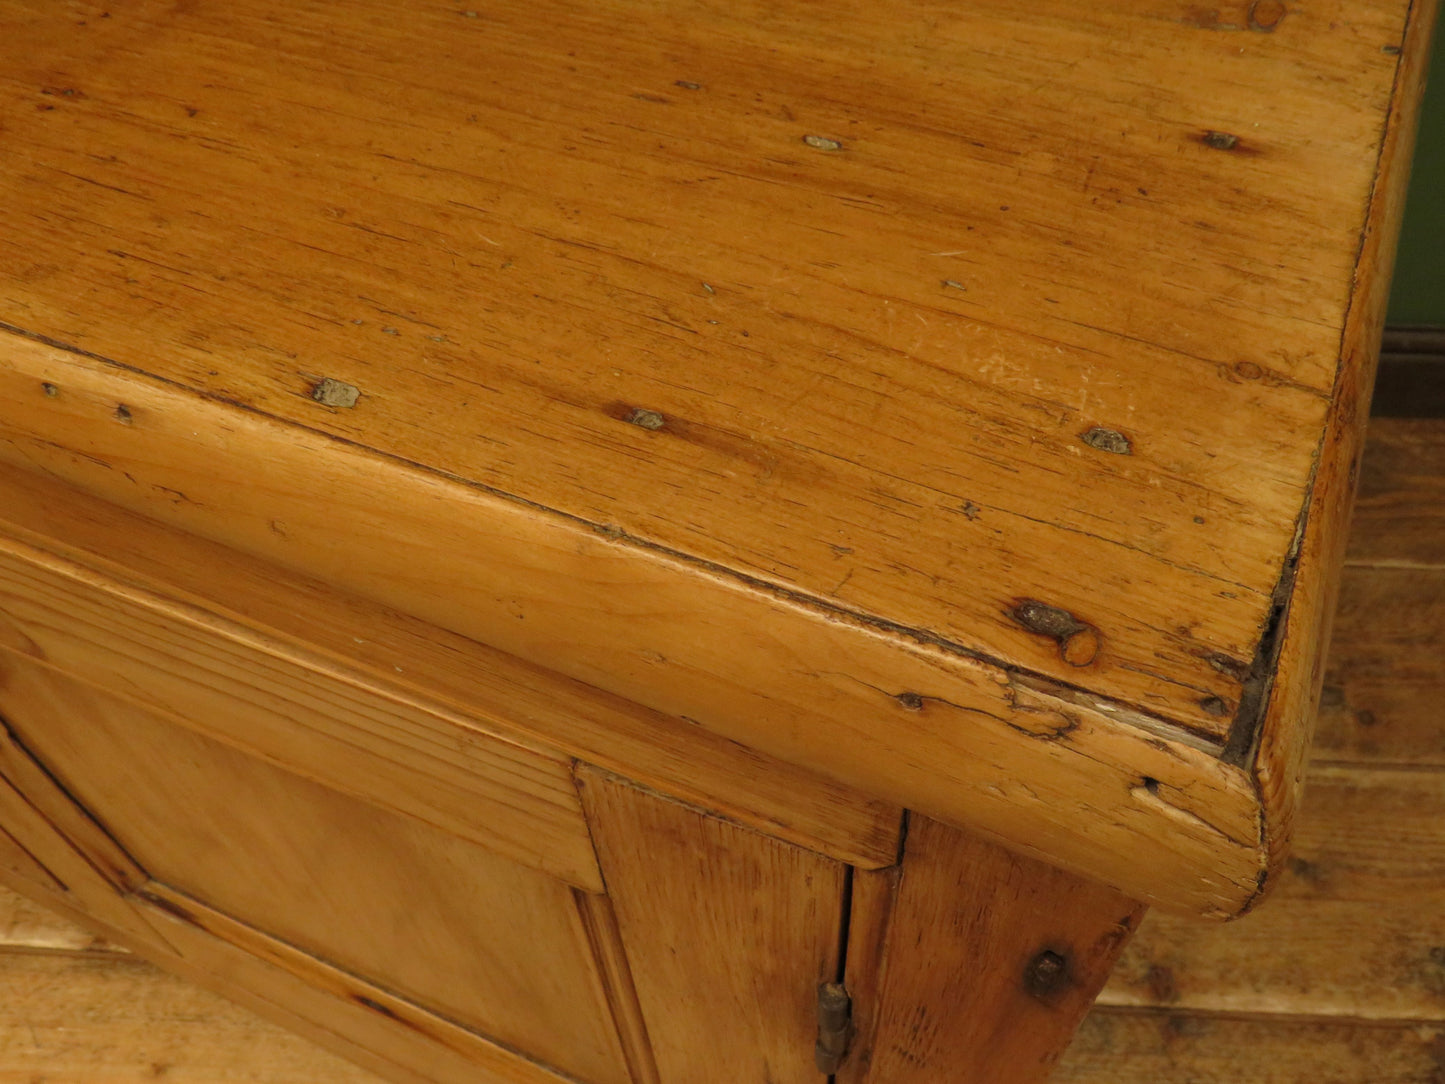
left=1390, top=26, right=1444, bottom=325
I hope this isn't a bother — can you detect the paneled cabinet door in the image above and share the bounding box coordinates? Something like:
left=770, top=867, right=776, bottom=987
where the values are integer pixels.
left=0, top=648, right=635, bottom=1084
left=0, top=641, right=867, bottom=1083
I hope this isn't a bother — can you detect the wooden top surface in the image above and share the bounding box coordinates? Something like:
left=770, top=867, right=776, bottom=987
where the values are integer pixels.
left=0, top=0, right=1432, bottom=912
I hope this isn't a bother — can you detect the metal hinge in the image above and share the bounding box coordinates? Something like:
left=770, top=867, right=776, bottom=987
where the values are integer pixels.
left=815, top=982, right=853, bottom=1074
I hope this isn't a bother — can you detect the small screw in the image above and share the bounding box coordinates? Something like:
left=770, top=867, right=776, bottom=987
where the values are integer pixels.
left=1024, top=950, right=1070, bottom=999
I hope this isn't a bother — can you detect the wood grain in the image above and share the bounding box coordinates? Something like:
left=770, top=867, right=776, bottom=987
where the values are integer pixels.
left=1, top=0, right=1413, bottom=737
left=0, top=526, right=604, bottom=891
left=576, top=766, right=844, bottom=1084
left=1250, top=0, right=1439, bottom=904
left=0, top=881, right=124, bottom=955
left=0, top=654, right=634, bottom=1084
left=1315, top=566, right=1445, bottom=764
left=1056, top=1010, right=1445, bottom=1083
left=0, top=838, right=536, bottom=1084
left=835, top=865, right=900, bottom=1084
left=1349, top=417, right=1445, bottom=567
left=138, top=885, right=581, bottom=1084
left=0, top=330, right=1264, bottom=916
left=1102, top=764, right=1445, bottom=1022
left=0, top=949, right=384, bottom=1083
left=863, top=816, right=1145, bottom=1083
left=0, top=461, right=903, bottom=872
left=1314, top=418, right=1445, bottom=763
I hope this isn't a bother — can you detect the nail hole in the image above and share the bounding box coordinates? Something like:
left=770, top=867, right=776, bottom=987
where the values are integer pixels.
left=114, top=404, right=133, bottom=424
left=41, top=382, right=58, bottom=397
left=895, top=692, right=924, bottom=711
left=803, top=134, right=843, bottom=152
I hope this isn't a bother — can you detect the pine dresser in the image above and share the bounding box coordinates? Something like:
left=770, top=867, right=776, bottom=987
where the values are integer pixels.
left=0, top=1, right=1436, bottom=1080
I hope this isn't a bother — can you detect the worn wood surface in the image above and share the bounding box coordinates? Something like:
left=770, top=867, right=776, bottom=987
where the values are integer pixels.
left=863, top=816, right=1145, bottom=1083
left=0, top=950, right=383, bottom=1083
left=576, top=766, right=844, bottom=1084
left=0, top=654, right=634, bottom=1084
left=0, top=0, right=1412, bottom=736
left=0, top=419, right=1439, bottom=1081
left=0, top=0, right=1430, bottom=915
left=1317, top=566, right=1445, bottom=763
left=1316, top=419, right=1445, bottom=763
left=0, top=883, right=380, bottom=1082
left=1349, top=417, right=1445, bottom=567
left=0, top=333, right=1263, bottom=916
left=1250, top=0, right=1439, bottom=902
left=0, top=449, right=903, bottom=873
left=1058, top=1011, right=1445, bottom=1083
left=1067, top=417, right=1445, bottom=1079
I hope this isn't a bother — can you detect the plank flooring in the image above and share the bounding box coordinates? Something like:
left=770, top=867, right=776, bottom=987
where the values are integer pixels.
left=0, top=415, right=1438, bottom=1080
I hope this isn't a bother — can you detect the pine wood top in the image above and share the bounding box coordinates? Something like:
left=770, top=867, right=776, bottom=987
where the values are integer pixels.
left=0, top=0, right=1434, bottom=913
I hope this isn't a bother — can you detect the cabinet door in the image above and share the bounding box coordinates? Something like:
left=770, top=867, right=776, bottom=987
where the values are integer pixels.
left=0, top=649, right=635, bottom=1084
left=578, top=766, right=850, bottom=1084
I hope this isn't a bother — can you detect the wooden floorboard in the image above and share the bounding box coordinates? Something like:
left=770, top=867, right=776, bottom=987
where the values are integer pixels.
left=0, top=905, right=380, bottom=1082
left=1058, top=1009, right=1445, bottom=1083
left=0, top=417, right=1439, bottom=1081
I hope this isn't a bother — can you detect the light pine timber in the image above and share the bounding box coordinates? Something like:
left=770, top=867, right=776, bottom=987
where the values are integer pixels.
left=1101, top=765, right=1445, bottom=1022
left=0, top=880, right=124, bottom=955
left=1249, top=0, right=1439, bottom=899
left=835, top=865, right=900, bottom=1084
left=0, top=832, right=571, bottom=1084
left=0, top=653, right=635, bottom=1084
left=0, top=457, right=904, bottom=873
left=575, top=766, right=845, bottom=1084
left=862, top=816, right=1145, bottom=1083
left=137, top=885, right=581, bottom=1084
left=0, top=0, right=1429, bottom=916
left=0, top=330, right=1262, bottom=917
left=1, top=0, right=1412, bottom=737
left=0, top=526, right=606, bottom=892
left=1094, top=417, right=1445, bottom=1034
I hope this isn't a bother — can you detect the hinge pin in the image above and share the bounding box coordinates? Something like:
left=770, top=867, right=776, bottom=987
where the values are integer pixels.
left=815, top=982, right=853, bottom=1073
